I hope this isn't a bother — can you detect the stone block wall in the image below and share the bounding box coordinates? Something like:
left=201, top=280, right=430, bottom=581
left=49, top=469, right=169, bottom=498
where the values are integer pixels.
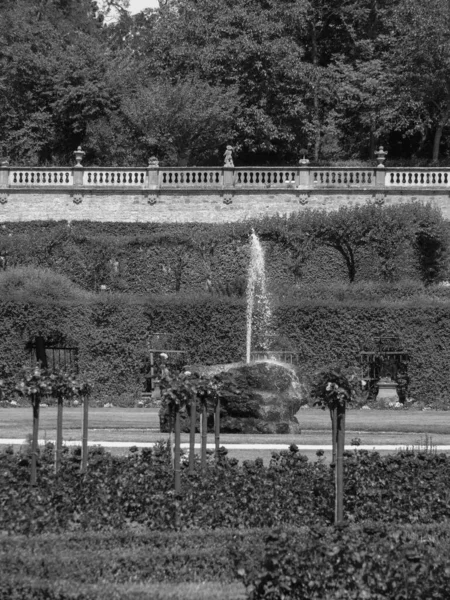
left=1, top=188, right=450, bottom=223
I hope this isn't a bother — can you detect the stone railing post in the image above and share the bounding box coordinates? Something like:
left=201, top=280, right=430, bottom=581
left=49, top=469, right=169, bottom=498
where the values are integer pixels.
left=298, top=152, right=311, bottom=187
left=375, top=146, right=387, bottom=188
left=223, top=167, right=234, bottom=187
left=147, top=156, right=160, bottom=189
left=298, top=167, right=311, bottom=187
left=73, top=146, right=85, bottom=186
left=223, top=145, right=235, bottom=187
left=0, top=159, right=9, bottom=187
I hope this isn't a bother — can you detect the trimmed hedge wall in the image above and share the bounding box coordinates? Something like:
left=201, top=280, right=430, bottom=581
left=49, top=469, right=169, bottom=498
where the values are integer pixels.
left=2, top=291, right=450, bottom=404
left=0, top=220, right=427, bottom=294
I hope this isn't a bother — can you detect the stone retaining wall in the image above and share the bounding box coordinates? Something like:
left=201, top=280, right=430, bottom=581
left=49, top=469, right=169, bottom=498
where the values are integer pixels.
left=1, top=188, right=449, bottom=223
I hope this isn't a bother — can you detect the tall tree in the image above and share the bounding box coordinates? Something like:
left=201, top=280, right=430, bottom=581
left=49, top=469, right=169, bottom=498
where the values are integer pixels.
left=385, top=0, right=450, bottom=160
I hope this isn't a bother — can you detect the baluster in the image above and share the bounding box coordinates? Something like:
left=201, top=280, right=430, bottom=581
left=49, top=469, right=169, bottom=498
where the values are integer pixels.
left=438, top=173, right=442, bottom=184
left=59, top=172, right=63, bottom=183
left=243, top=173, right=247, bottom=184
left=25, top=173, right=29, bottom=183
left=30, top=173, right=35, bottom=183
left=445, top=174, right=449, bottom=184
left=432, top=173, right=436, bottom=184
left=407, top=173, right=412, bottom=184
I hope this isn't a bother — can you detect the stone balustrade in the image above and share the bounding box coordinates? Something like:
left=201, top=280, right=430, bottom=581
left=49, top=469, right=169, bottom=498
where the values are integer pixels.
left=386, top=169, right=450, bottom=186
left=3, top=163, right=450, bottom=190
left=312, top=168, right=376, bottom=187
left=9, top=168, right=73, bottom=186
left=159, top=168, right=222, bottom=187
left=83, top=169, right=147, bottom=187
left=3, top=153, right=450, bottom=223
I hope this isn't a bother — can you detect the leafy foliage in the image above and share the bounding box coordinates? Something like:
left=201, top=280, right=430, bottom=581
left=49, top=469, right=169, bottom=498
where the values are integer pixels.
left=245, top=523, right=450, bottom=599
left=3, top=445, right=450, bottom=536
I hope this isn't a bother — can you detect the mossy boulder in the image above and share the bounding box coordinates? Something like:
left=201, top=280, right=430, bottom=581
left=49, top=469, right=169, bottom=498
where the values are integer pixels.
left=160, top=360, right=304, bottom=434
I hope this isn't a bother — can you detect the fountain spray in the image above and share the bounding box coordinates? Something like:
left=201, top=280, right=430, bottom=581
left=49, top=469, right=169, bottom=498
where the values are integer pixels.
left=246, top=229, right=272, bottom=363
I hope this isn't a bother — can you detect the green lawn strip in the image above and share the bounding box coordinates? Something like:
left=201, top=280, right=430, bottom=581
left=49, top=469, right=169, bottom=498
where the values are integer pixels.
left=2, top=408, right=450, bottom=438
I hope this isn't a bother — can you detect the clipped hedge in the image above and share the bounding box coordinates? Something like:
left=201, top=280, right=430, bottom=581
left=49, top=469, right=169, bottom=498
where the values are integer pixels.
left=245, top=524, right=450, bottom=600
left=3, top=444, right=450, bottom=535
left=0, top=528, right=265, bottom=585
left=2, top=288, right=450, bottom=403
left=0, top=219, right=431, bottom=294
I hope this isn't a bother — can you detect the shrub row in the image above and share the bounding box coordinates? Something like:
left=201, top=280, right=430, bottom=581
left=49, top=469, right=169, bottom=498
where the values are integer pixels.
left=3, top=289, right=450, bottom=403
left=0, top=527, right=265, bottom=585
left=245, top=524, right=450, bottom=600
left=2, top=444, right=450, bottom=535
left=0, top=219, right=431, bottom=294
left=3, top=524, right=450, bottom=600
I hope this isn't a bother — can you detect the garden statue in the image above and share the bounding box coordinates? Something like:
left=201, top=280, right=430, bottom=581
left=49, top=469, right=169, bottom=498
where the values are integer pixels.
left=224, top=145, right=234, bottom=167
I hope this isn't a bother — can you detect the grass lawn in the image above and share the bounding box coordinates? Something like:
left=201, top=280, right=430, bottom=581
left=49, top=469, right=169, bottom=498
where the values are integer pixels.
left=1, top=406, right=450, bottom=464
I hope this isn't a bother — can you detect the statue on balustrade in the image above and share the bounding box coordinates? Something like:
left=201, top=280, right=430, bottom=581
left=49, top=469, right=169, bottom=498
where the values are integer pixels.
left=224, top=145, right=234, bottom=167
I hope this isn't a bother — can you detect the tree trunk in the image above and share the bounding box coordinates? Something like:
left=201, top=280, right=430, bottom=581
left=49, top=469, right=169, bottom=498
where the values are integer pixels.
left=174, top=406, right=181, bottom=494
left=433, top=123, right=445, bottom=161
left=215, top=398, right=220, bottom=460
left=311, top=22, right=321, bottom=161
left=335, top=403, right=346, bottom=525
left=81, top=395, right=89, bottom=474
left=55, top=397, right=63, bottom=474
left=31, top=394, right=40, bottom=486
left=189, top=397, right=196, bottom=473
left=432, top=104, right=450, bottom=161
left=201, top=403, right=207, bottom=471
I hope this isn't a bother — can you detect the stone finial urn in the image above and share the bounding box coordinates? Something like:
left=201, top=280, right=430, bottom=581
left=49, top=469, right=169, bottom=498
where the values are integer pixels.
left=73, top=146, right=85, bottom=167
left=376, top=377, right=399, bottom=404
left=299, top=149, right=309, bottom=165
left=375, top=146, right=388, bottom=167
left=148, top=155, right=159, bottom=168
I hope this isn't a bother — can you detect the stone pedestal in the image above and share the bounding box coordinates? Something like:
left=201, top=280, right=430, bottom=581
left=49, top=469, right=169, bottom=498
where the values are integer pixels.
left=376, top=377, right=399, bottom=405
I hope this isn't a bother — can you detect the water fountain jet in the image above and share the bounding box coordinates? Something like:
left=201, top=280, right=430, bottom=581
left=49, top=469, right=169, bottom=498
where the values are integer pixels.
left=246, top=229, right=272, bottom=363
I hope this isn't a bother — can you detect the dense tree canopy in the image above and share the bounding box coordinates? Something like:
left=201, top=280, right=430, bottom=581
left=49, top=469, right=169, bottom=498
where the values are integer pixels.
left=1, top=0, right=450, bottom=165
